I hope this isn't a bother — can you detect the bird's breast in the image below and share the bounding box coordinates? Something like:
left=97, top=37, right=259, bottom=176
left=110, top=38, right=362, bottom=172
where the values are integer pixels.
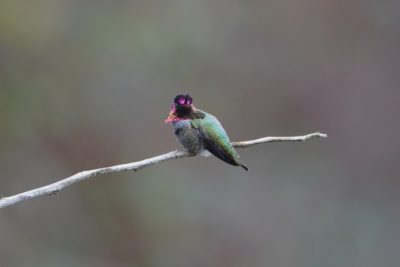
left=172, top=120, right=204, bottom=155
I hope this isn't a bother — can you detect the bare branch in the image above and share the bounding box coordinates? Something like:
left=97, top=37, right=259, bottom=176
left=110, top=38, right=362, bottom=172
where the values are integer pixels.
left=0, top=132, right=327, bottom=209
left=231, top=132, right=328, bottom=148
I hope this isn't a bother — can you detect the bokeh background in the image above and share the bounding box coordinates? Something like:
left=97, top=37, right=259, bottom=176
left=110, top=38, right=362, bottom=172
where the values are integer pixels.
left=1, top=0, right=399, bottom=266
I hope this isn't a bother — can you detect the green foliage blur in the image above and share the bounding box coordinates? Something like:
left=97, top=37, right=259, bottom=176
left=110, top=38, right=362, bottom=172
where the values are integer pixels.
left=1, top=1, right=399, bottom=266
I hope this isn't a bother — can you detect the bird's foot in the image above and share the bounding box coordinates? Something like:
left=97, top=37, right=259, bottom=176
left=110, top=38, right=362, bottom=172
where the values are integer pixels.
left=48, top=190, right=60, bottom=196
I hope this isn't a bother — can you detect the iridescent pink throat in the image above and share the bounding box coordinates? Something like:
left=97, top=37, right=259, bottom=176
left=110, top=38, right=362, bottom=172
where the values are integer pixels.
left=164, top=104, right=191, bottom=123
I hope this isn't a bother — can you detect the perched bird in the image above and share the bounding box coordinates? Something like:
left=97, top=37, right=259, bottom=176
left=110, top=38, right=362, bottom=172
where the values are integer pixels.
left=165, top=94, right=248, bottom=171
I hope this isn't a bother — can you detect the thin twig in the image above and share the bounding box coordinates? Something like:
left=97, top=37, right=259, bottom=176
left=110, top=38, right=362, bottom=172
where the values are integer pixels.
left=0, top=132, right=327, bottom=209
left=231, top=132, right=327, bottom=147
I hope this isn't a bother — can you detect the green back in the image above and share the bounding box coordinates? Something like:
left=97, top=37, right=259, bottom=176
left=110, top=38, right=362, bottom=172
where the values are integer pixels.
left=191, top=111, right=240, bottom=161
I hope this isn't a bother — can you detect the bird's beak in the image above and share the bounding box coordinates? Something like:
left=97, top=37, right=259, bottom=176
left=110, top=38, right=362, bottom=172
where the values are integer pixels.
left=164, top=111, right=175, bottom=123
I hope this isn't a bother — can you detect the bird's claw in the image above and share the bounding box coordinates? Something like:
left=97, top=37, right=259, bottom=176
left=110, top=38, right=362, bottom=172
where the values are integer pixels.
left=48, top=190, right=60, bottom=196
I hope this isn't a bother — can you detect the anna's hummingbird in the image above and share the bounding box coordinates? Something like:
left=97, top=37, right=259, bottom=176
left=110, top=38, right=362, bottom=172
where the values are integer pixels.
left=165, top=94, right=248, bottom=171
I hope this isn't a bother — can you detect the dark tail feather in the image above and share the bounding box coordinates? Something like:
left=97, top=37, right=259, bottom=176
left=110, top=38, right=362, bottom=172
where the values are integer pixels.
left=240, top=163, right=249, bottom=171
left=204, top=142, right=249, bottom=171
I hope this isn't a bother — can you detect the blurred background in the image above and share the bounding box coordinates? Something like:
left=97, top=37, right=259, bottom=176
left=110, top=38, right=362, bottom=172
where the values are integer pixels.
left=1, top=0, right=399, bottom=266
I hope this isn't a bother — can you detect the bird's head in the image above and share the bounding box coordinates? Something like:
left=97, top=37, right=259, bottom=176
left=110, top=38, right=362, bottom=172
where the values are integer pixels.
left=165, top=94, right=194, bottom=123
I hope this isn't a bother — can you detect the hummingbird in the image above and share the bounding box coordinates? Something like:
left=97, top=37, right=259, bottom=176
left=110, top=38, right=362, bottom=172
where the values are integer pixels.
left=165, top=94, right=248, bottom=171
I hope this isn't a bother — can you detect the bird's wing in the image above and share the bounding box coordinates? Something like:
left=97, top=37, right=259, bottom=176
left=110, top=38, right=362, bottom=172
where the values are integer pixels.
left=191, top=114, right=241, bottom=167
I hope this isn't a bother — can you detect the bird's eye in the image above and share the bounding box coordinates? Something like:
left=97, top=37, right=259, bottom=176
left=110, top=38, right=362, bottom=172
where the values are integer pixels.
left=185, top=95, right=193, bottom=105
left=178, top=98, right=186, bottom=105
